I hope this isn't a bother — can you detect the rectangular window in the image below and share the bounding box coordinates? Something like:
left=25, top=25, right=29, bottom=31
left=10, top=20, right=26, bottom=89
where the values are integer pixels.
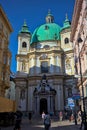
left=86, top=54, right=87, bottom=60
left=86, top=84, right=87, bottom=97
left=0, top=22, right=3, bottom=30
left=4, top=55, right=7, bottom=64
left=8, top=58, right=11, bottom=65
left=41, top=61, right=48, bottom=73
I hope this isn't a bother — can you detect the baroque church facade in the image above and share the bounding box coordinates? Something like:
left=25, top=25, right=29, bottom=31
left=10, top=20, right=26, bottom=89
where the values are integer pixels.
left=14, top=11, right=77, bottom=115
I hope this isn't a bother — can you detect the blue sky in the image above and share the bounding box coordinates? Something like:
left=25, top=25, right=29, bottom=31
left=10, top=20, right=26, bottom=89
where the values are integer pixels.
left=0, top=0, right=75, bottom=72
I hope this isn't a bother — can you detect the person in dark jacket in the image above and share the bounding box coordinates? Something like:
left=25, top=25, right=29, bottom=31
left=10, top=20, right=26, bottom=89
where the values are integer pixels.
left=44, top=112, right=51, bottom=130
left=28, top=112, right=32, bottom=124
left=14, top=110, right=23, bottom=130
left=79, top=111, right=84, bottom=130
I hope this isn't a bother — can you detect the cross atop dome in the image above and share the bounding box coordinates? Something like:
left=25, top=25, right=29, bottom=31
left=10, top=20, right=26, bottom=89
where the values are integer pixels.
left=65, top=13, right=69, bottom=22
left=48, top=9, right=51, bottom=15
left=23, top=19, right=27, bottom=26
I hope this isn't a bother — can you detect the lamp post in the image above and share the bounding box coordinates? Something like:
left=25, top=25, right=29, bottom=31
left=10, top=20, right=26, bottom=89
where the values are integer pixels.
left=77, top=37, right=87, bottom=130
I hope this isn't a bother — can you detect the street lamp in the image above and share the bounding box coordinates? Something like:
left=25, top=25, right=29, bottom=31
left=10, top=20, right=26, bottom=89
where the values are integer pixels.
left=77, top=37, right=87, bottom=130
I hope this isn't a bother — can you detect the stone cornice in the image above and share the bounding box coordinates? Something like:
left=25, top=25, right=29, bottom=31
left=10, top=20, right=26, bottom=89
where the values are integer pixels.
left=70, top=0, right=83, bottom=42
left=0, top=5, right=13, bottom=32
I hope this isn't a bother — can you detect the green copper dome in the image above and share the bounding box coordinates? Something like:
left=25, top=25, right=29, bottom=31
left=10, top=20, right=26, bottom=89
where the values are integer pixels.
left=31, top=11, right=61, bottom=44
left=31, top=23, right=61, bottom=43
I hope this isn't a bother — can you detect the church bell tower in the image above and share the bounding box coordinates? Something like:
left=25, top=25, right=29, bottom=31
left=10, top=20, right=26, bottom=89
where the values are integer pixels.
left=16, top=21, right=31, bottom=72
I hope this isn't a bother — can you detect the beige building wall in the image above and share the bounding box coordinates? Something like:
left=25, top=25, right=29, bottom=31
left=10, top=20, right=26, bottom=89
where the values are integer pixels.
left=71, top=0, right=87, bottom=111
left=0, top=6, right=13, bottom=96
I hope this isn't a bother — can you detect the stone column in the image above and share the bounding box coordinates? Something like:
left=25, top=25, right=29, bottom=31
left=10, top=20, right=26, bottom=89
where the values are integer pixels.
left=28, top=87, right=33, bottom=111
left=56, top=56, right=60, bottom=73
left=57, top=85, right=61, bottom=111
left=58, top=56, right=61, bottom=73
left=49, top=56, right=55, bottom=73
left=58, top=84, right=64, bottom=110
left=50, top=96, right=53, bottom=112
left=34, top=96, right=38, bottom=114
left=37, top=96, right=39, bottom=115
left=36, top=57, right=40, bottom=74
left=48, top=96, right=50, bottom=112
left=30, top=58, right=35, bottom=75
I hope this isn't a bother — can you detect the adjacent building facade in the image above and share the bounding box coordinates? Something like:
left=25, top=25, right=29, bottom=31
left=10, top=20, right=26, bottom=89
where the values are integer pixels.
left=14, top=11, right=77, bottom=115
left=71, top=0, right=87, bottom=111
left=0, top=6, right=16, bottom=113
left=0, top=6, right=13, bottom=97
left=5, top=77, right=15, bottom=100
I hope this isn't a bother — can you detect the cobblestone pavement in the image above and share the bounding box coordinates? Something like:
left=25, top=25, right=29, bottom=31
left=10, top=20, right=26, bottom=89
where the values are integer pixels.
left=0, top=117, right=81, bottom=130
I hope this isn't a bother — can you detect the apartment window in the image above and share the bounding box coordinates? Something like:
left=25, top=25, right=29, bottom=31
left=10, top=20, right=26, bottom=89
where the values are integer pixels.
left=41, top=61, right=48, bottom=73
left=86, top=53, right=87, bottom=60
left=0, top=22, right=3, bottom=30
left=2, top=72, right=5, bottom=81
left=8, top=58, right=11, bottom=65
left=4, top=55, right=7, bottom=64
left=86, top=84, right=87, bottom=97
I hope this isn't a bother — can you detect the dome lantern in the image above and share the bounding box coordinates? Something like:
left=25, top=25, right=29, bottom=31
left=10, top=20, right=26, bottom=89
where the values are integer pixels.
left=19, top=20, right=31, bottom=34
left=61, top=14, right=71, bottom=31
left=45, top=9, right=54, bottom=23
left=63, top=14, right=71, bottom=28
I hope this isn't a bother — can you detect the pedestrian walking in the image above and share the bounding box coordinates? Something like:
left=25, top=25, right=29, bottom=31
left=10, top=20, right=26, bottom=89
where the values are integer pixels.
left=14, top=110, right=23, bottom=130
left=28, top=112, right=32, bottom=124
left=59, top=111, right=63, bottom=121
left=77, top=110, right=81, bottom=122
left=42, top=111, right=45, bottom=122
left=44, top=112, right=51, bottom=130
left=79, top=111, right=84, bottom=130
left=74, top=111, right=77, bottom=125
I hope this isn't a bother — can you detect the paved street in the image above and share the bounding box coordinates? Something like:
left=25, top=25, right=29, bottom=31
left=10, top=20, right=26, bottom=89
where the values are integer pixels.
left=0, top=116, right=81, bottom=130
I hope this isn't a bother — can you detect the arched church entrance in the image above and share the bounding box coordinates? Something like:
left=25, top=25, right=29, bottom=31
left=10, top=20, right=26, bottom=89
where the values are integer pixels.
left=40, top=98, right=47, bottom=114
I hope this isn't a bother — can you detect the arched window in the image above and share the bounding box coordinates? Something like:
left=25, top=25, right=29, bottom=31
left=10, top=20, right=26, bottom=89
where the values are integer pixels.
left=64, top=38, right=69, bottom=44
left=22, top=42, right=27, bottom=48
left=41, top=61, right=48, bottom=73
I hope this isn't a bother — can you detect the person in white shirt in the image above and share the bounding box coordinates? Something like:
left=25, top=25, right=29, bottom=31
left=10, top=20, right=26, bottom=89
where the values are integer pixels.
left=42, top=111, right=45, bottom=122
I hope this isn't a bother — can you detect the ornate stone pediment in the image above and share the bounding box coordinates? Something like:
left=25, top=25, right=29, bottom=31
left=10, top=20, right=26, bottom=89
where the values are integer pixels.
left=40, top=54, right=48, bottom=60
left=33, top=74, right=56, bottom=95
